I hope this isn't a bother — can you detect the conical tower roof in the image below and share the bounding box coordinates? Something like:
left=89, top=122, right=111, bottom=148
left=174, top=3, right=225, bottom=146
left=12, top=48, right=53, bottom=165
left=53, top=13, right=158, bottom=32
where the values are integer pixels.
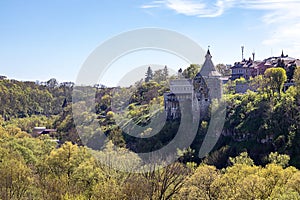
left=199, top=49, right=221, bottom=77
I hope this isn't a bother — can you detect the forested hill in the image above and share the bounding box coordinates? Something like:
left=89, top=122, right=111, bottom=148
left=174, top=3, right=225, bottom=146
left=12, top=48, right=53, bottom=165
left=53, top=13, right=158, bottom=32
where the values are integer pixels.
left=0, top=78, right=73, bottom=119
left=1, top=66, right=300, bottom=199
left=1, top=65, right=300, bottom=169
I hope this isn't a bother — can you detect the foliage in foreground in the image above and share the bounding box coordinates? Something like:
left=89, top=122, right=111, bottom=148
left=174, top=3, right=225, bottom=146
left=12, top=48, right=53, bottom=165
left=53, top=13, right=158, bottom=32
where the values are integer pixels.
left=1, top=127, right=300, bottom=200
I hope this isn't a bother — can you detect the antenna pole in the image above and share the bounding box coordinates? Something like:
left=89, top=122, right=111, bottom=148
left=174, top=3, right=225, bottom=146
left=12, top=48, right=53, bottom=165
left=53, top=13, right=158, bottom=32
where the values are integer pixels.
left=241, top=46, right=244, bottom=60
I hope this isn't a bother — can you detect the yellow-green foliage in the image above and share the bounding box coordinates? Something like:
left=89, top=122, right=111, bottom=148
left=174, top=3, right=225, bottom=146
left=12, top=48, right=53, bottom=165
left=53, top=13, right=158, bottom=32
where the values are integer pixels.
left=1, top=126, right=300, bottom=200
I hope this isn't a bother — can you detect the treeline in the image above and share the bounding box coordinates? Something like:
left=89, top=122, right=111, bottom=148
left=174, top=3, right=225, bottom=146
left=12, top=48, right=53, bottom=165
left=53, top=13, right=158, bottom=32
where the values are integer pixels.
left=1, top=66, right=300, bottom=199
left=2, top=66, right=300, bottom=170
left=0, top=78, right=73, bottom=119
left=1, top=127, right=300, bottom=200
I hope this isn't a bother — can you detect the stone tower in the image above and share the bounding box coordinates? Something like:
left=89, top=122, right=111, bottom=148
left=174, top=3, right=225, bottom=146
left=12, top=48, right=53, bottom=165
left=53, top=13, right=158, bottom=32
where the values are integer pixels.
left=193, top=49, right=222, bottom=119
left=199, top=49, right=222, bottom=99
left=164, top=49, right=222, bottom=120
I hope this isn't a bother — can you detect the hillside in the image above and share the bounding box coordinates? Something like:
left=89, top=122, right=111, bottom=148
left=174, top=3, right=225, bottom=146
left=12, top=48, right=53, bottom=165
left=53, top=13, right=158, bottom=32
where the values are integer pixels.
left=0, top=66, right=299, bottom=166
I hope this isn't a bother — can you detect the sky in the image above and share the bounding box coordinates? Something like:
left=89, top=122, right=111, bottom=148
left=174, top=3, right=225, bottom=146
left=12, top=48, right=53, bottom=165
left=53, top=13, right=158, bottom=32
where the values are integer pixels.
left=1, top=0, right=300, bottom=86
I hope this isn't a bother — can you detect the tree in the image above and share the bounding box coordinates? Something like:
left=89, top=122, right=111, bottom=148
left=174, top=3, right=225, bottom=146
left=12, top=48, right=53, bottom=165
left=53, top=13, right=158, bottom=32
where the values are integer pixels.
left=286, top=171, right=300, bottom=194
left=213, top=164, right=260, bottom=199
left=45, top=142, right=91, bottom=178
left=183, top=64, right=200, bottom=79
left=71, top=158, right=102, bottom=199
left=142, top=162, right=189, bottom=200
left=0, top=148, right=33, bottom=200
left=286, top=64, right=296, bottom=81
left=178, top=164, right=220, bottom=200
left=268, top=152, right=290, bottom=168
left=264, top=67, right=287, bottom=94
left=91, top=177, right=123, bottom=200
left=163, top=65, right=169, bottom=80
left=259, top=164, right=293, bottom=197
left=250, top=75, right=266, bottom=92
left=145, top=66, right=153, bottom=82
left=36, top=142, right=92, bottom=199
left=216, top=64, right=231, bottom=76
left=153, top=69, right=165, bottom=83
left=235, top=174, right=267, bottom=200
left=229, top=152, right=254, bottom=166
left=294, top=66, right=300, bottom=87
left=46, top=78, right=58, bottom=88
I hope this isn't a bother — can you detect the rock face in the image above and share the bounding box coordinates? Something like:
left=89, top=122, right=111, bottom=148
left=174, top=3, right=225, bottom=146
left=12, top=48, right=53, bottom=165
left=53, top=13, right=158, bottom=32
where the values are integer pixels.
left=164, top=50, right=222, bottom=120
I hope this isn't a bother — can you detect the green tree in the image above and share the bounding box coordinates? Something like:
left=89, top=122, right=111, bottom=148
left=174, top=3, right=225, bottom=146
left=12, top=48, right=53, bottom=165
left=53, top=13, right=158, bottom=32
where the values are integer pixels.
left=268, top=152, right=290, bottom=168
left=0, top=148, right=33, bottom=200
left=142, top=162, right=189, bottom=200
left=294, top=66, right=300, bottom=87
left=145, top=66, right=153, bottom=82
left=153, top=69, right=165, bottom=83
left=264, top=67, right=287, bottom=94
left=214, top=164, right=260, bottom=199
left=229, top=152, right=254, bottom=166
left=46, top=142, right=91, bottom=177
left=178, top=164, right=220, bottom=200
left=183, top=64, right=200, bottom=79
left=163, top=65, right=169, bottom=80
left=250, top=75, right=266, bottom=92
left=216, top=63, right=231, bottom=76
left=46, top=78, right=58, bottom=88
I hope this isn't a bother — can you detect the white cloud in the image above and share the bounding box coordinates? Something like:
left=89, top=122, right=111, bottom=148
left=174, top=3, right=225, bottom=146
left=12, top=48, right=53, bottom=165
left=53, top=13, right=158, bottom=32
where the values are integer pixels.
left=142, top=0, right=300, bottom=57
left=141, top=5, right=161, bottom=9
left=142, top=0, right=300, bottom=20
left=141, top=0, right=236, bottom=17
left=252, top=1, right=300, bottom=57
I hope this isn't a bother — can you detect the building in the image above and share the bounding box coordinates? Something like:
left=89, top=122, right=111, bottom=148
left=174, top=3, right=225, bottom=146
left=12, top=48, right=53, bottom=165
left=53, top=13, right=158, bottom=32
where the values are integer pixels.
left=164, top=50, right=222, bottom=120
left=231, top=51, right=300, bottom=81
left=230, top=58, right=261, bottom=80
left=32, top=127, right=57, bottom=137
left=230, top=50, right=300, bottom=93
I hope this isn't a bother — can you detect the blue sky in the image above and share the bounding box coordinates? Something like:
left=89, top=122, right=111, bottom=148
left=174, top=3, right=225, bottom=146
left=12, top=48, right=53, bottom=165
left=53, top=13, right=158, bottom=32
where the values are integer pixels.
left=0, top=0, right=299, bottom=86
